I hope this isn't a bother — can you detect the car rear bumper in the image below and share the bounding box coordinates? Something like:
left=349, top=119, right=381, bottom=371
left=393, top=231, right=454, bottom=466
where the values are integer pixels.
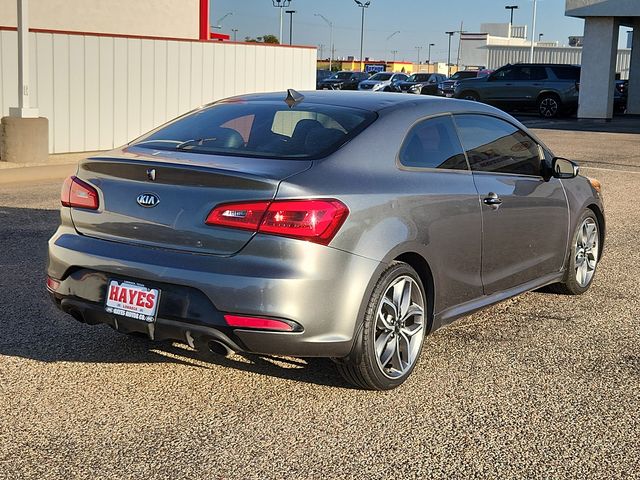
left=47, top=227, right=382, bottom=357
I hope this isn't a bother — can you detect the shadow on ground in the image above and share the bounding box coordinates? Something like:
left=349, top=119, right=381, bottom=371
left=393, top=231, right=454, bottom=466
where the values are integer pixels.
left=516, top=113, right=640, bottom=134
left=0, top=205, right=350, bottom=388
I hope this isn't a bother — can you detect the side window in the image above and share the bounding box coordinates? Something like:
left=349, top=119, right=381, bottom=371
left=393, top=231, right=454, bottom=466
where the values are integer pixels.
left=399, top=116, right=468, bottom=170
left=454, top=114, right=542, bottom=176
left=493, top=67, right=518, bottom=81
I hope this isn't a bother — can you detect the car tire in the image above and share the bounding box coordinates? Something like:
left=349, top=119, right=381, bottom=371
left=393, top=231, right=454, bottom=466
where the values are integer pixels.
left=547, top=209, right=601, bottom=295
left=335, top=262, right=428, bottom=390
left=460, top=91, right=479, bottom=102
left=538, top=94, right=562, bottom=118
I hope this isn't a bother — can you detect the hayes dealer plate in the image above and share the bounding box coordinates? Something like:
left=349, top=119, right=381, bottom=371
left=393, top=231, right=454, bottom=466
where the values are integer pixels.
left=105, top=280, right=160, bottom=323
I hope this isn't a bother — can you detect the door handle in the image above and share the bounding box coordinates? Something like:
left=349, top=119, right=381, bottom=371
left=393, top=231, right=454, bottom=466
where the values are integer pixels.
left=483, top=192, right=503, bottom=207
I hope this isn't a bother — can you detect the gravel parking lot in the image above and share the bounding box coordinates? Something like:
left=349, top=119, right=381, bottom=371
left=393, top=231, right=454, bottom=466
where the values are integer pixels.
left=1, top=127, right=639, bottom=479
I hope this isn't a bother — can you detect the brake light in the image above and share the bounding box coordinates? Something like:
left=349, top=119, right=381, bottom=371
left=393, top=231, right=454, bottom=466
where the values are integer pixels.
left=224, top=314, right=295, bottom=332
left=61, top=176, right=99, bottom=210
left=206, top=199, right=349, bottom=245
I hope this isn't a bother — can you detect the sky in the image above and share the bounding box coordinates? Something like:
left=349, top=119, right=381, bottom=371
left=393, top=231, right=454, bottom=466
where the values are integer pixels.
left=210, top=0, right=632, bottom=62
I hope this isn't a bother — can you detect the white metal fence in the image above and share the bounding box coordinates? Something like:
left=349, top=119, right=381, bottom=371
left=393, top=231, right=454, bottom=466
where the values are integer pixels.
left=0, top=30, right=316, bottom=154
left=486, top=45, right=632, bottom=79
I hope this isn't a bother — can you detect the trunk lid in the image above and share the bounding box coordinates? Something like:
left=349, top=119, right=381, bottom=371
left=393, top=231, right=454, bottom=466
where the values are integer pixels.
left=70, top=147, right=312, bottom=256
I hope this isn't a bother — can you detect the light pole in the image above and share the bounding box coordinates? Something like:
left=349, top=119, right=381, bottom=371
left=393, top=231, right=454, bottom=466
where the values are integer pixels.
left=529, top=0, right=537, bottom=62
left=391, top=50, right=398, bottom=62
left=315, top=13, right=334, bottom=71
left=286, top=10, right=296, bottom=45
left=272, top=0, right=292, bottom=45
left=505, top=5, right=518, bottom=38
left=445, top=31, right=455, bottom=77
left=354, top=0, right=371, bottom=72
left=213, top=12, right=233, bottom=30
left=231, top=28, right=238, bottom=42
left=427, top=43, right=435, bottom=64
left=386, top=30, right=400, bottom=62
left=538, top=33, right=544, bottom=42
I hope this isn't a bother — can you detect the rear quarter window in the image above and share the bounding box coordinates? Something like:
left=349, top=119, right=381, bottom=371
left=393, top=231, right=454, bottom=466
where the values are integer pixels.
left=551, top=66, right=581, bottom=80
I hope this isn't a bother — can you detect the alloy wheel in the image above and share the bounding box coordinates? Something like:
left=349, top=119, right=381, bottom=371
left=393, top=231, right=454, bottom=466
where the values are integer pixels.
left=374, top=275, right=425, bottom=379
left=540, top=97, right=559, bottom=117
left=575, top=217, right=599, bottom=287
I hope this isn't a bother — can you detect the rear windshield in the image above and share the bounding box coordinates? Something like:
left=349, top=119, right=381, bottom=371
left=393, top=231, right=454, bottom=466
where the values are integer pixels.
left=132, top=101, right=377, bottom=159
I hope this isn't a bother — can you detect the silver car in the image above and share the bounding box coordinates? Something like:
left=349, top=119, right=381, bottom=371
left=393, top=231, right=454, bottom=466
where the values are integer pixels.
left=358, top=72, right=408, bottom=92
left=47, top=91, right=605, bottom=390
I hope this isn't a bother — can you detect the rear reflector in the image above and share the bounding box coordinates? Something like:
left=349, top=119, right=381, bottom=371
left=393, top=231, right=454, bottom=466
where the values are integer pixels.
left=206, top=199, right=349, bottom=245
left=224, top=314, right=294, bottom=332
left=61, top=176, right=99, bottom=210
left=46, top=276, right=60, bottom=291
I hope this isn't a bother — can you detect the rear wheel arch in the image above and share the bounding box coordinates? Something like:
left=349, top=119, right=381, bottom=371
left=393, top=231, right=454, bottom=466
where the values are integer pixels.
left=394, top=252, right=435, bottom=333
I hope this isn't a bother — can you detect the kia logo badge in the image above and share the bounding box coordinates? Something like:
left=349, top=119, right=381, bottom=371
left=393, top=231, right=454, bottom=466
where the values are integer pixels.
left=136, top=193, right=160, bottom=208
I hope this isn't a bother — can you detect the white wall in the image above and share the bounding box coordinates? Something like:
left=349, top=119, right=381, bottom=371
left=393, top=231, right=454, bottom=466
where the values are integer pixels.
left=0, top=0, right=200, bottom=40
left=0, top=31, right=317, bottom=153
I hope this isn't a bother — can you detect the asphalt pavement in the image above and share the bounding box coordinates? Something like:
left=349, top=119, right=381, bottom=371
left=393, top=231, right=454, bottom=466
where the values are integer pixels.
left=0, top=129, right=639, bottom=479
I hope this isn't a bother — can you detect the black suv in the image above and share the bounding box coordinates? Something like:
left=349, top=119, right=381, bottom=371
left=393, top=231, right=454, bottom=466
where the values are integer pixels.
left=317, top=71, right=369, bottom=90
left=454, top=64, right=580, bottom=118
left=395, top=73, right=447, bottom=95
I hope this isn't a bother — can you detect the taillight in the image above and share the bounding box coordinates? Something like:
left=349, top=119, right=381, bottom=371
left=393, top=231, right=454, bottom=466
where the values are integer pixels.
left=61, top=176, right=99, bottom=210
left=224, top=314, right=295, bottom=332
left=206, top=199, right=349, bottom=245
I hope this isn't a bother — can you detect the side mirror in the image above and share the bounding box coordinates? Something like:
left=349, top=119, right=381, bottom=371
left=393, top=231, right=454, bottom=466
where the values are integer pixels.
left=552, top=157, right=579, bottom=179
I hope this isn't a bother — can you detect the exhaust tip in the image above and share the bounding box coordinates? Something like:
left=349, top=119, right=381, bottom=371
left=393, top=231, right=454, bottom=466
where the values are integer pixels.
left=207, top=339, right=234, bottom=357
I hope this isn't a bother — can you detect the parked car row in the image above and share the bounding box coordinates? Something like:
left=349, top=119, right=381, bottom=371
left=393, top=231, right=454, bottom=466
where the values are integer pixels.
left=316, top=64, right=628, bottom=118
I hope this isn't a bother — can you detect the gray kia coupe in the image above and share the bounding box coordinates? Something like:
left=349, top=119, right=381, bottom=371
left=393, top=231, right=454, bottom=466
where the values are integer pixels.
left=47, top=91, right=604, bottom=390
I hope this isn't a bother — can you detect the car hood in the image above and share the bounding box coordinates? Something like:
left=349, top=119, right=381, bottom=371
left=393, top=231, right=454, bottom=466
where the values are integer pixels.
left=360, top=80, right=385, bottom=86
left=456, top=76, right=488, bottom=86
left=320, top=79, right=347, bottom=84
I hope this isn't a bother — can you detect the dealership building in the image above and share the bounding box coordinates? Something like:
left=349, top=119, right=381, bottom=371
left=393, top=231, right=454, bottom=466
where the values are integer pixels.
left=0, top=0, right=316, bottom=159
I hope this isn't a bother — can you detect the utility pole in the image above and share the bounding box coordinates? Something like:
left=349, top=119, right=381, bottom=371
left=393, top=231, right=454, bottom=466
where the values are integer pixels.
left=231, top=28, right=238, bottom=42
left=315, top=13, right=334, bottom=71
left=286, top=10, right=296, bottom=45
left=385, top=30, right=400, bottom=63
left=391, top=50, right=398, bottom=62
left=529, top=0, right=537, bottom=62
left=318, top=44, right=325, bottom=60
left=445, top=31, right=455, bottom=77
left=354, top=0, right=371, bottom=72
left=415, top=46, right=423, bottom=66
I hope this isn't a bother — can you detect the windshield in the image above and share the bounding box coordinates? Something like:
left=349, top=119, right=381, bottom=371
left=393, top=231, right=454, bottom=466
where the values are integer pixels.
left=131, top=101, right=377, bottom=160
left=369, top=72, right=393, bottom=81
left=407, top=74, right=430, bottom=82
left=329, top=72, right=353, bottom=80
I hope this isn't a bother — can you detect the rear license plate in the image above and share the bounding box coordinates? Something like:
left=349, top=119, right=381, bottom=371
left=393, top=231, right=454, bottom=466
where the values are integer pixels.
left=105, top=280, right=160, bottom=323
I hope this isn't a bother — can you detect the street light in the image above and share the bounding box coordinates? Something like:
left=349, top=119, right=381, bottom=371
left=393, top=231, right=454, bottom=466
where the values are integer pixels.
left=213, top=12, right=233, bottom=30
left=427, top=43, right=435, bottom=64
left=386, top=30, right=400, bottom=62
left=391, top=50, right=398, bottom=62
left=272, top=0, right=292, bottom=45
left=505, top=5, right=518, bottom=24
left=286, top=10, right=296, bottom=45
left=231, top=28, right=239, bottom=42
left=445, top=31, right=455, bottom=77
left=354, top=0, right=371, bottom=72
left=538, top=33, right=544, bottom=42
left=315, top=13, right=334, bottom=71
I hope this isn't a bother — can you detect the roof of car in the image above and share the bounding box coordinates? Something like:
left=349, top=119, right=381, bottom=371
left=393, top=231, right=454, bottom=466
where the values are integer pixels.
left=217, top=90, right=498, bottom=115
